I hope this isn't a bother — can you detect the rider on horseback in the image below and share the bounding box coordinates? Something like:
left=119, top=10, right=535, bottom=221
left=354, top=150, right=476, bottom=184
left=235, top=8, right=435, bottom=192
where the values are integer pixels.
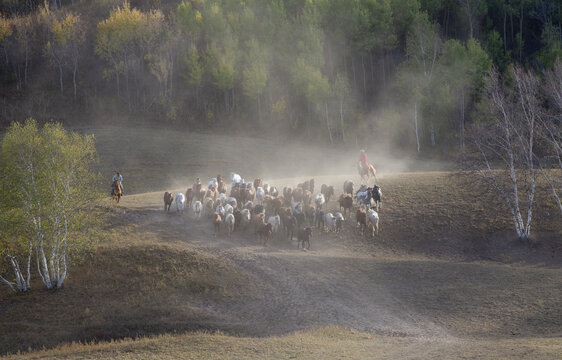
left=359, top=150, right=369, bottom=171
left=359, top=150, right=376, bottom=179
left=112, top=171, right=123, bottom=195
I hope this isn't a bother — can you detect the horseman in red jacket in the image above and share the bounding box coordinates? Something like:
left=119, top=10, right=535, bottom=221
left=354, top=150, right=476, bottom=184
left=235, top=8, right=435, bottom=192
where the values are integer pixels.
left=358, top=150, right=376, bottom=180
left=359, top=150, right=369, bottom=171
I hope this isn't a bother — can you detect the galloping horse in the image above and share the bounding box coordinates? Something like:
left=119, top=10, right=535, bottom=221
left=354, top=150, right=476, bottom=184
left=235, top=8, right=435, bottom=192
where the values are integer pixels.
left=112, top=178, right=123, bottom=204
left=357, top=162, right=377, bottom=183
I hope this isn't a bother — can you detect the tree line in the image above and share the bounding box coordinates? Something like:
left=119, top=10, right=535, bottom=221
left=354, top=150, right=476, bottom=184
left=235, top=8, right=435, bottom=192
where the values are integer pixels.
left=0, top=0, right=561, bottom=153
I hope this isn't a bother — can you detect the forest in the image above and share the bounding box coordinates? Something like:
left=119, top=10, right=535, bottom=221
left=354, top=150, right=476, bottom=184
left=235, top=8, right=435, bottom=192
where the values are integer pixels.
left=0, top=0, right=561, bottom=155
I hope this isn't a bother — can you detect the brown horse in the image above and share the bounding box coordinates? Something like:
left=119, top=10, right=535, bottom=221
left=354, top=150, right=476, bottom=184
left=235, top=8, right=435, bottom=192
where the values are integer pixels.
left=112, top=178, right=123, bottom=204
left=357, top=161, right=376, bottom=183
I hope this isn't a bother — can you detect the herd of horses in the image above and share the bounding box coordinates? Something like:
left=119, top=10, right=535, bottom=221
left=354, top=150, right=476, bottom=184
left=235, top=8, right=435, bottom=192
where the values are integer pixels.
left=139, top=164, right=383, bottom=249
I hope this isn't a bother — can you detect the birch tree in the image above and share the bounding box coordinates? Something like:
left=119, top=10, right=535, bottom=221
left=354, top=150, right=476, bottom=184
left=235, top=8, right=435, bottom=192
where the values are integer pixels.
left=11, top=15, right=34, bottom=90
left=471, top=66, right=540, bottom=241
left=242, top=38, right=268, bottom=124
left=405, top=12, right=441, bottom=149
left=0, top=17, right=12, bottom=69
left=306, top=67, right=331, bottom=143
left=456, top=0, right=487, bottom=38
left=0, top=119, right=102, bottom=290
left=333, top=72, right=350, bottom=142
left=177, top=0, right=202, bottom=46
left=440, top=38, right=490, bottom=152
left=208, top=37, right=237, bottom=115
left=47, top=12, right=85, bottom=99
left=96, top=2, right=165, bottom=111
left=183, top=45, right=204, bottom=110
left=38, top=4, right=66, bottom=94
left=0, top=176, right=32, bottom=293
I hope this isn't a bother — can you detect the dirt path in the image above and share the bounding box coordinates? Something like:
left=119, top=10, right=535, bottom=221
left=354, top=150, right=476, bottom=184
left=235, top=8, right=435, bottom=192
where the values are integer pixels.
left=123, top=208, right=452, bottom=340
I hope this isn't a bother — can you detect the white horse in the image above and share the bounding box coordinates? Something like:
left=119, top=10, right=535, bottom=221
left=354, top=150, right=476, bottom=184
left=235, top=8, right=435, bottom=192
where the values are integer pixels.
left=256, top=187, right=265, bottom=205
left=367, top=209, right=379, bottom=237
left=192, top=201, right=202, bottom=220
left=225, top=213, right=235, bottom=238
left=314, top=193, right=325, bottom=211
left=324, top=213, right=337, bottom=232
left=230, top=172, right=243, bottom=186
left=240, top=209, right=252, bottom=230
left=175, top=193, right=185, bottom=213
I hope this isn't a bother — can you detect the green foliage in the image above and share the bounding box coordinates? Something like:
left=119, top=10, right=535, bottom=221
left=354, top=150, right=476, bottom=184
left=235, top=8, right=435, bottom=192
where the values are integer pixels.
left=333, top=72, right=350, bottom=100
left=183, top=45, right=204, bottom=87
left=0, top=119, right=103, bottom=289
left=391, top=0, right=421, bottom=44
left=419, top=0, right=444, bottom=19
left=209, top=48, right=234, bottom=92
left=291, top=57, right=329, bottom=104
left=352, top=0, right=395, bottom=52
left=484, top=30, right=510, bottom=72
left=177, top=0, right=202, bottom=40
left=441, top=38, right=491, bottom=94
left=406, top=12, right=440, bottom=77
left=538, top=22, right=562, bottom=69
left=95, top=2, right=165, bottom=78
left=242, top=39, right=268, bottom=100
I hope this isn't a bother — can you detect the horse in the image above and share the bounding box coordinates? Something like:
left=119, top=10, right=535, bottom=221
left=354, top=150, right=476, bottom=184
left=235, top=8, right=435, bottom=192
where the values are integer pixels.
left=111, top=178, right=123, bottom=204
left=297, top=227, right=312, bottom=250
left=164, top=191, right=174, bottom=212
left=357, top=161, right=377, bottom=183
left=372, top=184, right=382, bottom=211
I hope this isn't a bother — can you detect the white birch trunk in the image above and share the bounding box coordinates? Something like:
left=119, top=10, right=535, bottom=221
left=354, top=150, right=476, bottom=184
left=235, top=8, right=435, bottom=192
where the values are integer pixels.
left=414, top=102, right=420, bottom=153
left=306, top=101, right=310, bottom=137
left=351, top=56, right=357, bottom=92
left=340, top=96, right=345, bottom=142
left=224, top=90, right=229, bottom=113
left=58, top=63, right=63, bottom=94
left=325, top=102, right=333, bottom=143
left=0, top=252, right=31, bottom=292
left=2, top=45, right=8, bottom=66
left=257, top=95, right=261, bottom=124
left=0, top=274, right=17, bottom=292
left=460, top=88, right=465, bottom=152
left=73, top=60, right=78, bottom=100
left=169, top=56, right=174, bottom=98
left=361, top=54, right=367, bottom=103
left=24, top=47, right=28, bottom=86
left=430, top=122, right=436, bottom=147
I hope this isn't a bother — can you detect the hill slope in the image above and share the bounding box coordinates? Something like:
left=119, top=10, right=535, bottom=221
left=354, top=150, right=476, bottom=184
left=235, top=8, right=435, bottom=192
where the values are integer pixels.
left=1, top=127, right=560, bottom=358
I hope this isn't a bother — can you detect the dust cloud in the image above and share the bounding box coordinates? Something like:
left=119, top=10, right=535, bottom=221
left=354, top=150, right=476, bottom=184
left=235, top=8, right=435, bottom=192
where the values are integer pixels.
left=74, top=124, right=450, bottom=195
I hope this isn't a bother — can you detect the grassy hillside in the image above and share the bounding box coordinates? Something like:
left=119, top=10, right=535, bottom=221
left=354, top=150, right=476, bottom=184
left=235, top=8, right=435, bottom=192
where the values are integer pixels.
left=0, top=127, right=560, bottom=358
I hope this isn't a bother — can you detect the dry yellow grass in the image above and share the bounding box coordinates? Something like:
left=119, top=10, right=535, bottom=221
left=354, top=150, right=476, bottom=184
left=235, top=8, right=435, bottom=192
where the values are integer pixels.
left=5, top=327, right=562, bottom=360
